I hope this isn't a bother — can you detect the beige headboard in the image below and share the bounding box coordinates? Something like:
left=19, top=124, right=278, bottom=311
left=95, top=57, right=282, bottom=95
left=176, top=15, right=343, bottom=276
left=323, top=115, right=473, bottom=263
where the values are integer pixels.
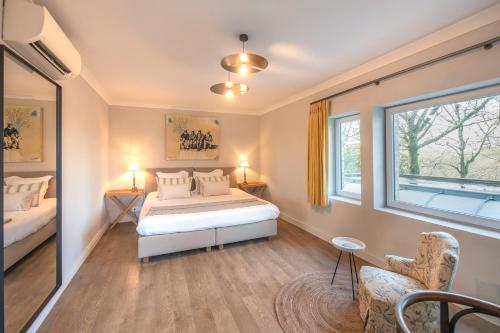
left=4, top=171, right=57, bottom=198
left=144, top=167, right=237, bottom=195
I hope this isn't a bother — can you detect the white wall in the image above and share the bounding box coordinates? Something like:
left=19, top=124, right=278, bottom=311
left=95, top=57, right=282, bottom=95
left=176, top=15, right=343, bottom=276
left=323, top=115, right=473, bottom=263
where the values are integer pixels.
left=260, top=21, right=500, bottom=305
left=107, top=106, right=261, bottom=190
left=60, top=77, right=109, bottom=281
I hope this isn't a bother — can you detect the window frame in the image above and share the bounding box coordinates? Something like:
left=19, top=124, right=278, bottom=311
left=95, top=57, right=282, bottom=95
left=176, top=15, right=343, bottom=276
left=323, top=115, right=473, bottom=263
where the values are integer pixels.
left=385, top=85, right=500, bottom=230
left=331, top=113, right=361, bottom=200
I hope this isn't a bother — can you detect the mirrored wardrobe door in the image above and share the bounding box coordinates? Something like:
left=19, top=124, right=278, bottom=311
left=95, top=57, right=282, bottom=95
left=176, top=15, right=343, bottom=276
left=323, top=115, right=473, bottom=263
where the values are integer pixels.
left=1, top=47, right=62, bottom=333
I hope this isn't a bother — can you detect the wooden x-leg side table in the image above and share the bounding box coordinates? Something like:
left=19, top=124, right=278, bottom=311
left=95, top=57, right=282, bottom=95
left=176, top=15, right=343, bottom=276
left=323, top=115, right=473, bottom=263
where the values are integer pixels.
left=105, top=189, right=144, bottom=229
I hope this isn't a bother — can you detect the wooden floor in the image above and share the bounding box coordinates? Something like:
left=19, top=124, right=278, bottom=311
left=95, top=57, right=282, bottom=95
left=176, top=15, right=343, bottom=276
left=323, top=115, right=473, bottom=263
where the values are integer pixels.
left=39, top=220, right=369, bottom=332
left=5, top=237, right=56, bottom=333
left=39, top=221, right=499, bottom=333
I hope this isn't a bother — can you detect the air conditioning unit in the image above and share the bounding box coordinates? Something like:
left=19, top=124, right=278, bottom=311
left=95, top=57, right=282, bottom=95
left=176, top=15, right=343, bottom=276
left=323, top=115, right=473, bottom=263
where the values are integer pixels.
left=3, top=0, right=82, bottom=80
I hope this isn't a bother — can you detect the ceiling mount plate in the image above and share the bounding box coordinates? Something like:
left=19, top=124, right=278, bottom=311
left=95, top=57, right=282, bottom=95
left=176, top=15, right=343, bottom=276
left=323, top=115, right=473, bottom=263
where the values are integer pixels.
left=239, top=34, right=249, bottom=42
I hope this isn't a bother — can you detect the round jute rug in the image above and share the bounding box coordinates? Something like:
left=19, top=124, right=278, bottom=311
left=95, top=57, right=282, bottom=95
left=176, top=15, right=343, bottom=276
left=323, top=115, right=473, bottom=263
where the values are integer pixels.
left=275, top=271, right=364, bottom=333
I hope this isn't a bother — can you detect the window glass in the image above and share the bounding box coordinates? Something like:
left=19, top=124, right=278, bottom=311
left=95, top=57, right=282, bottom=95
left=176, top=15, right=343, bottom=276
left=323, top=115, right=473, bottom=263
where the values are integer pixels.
left=387, top=90, right=500, bottom=228
left=335, top=115, right=361, bottom=199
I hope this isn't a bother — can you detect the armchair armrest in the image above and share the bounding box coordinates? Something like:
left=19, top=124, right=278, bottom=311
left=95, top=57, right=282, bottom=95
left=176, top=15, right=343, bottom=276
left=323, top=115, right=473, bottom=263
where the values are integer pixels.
left=385, top=255, right=415, bottom=276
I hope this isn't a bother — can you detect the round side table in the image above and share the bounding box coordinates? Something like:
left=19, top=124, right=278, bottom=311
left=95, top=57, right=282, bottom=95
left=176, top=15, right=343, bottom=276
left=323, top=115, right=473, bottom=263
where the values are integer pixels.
left=330, top=237, right=366, bottom=300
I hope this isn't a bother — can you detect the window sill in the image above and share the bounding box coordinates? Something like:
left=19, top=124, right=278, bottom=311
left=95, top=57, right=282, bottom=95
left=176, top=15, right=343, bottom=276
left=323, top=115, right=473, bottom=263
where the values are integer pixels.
left=375, top=207, right=500, bottom=240
left=329, top=195, right=361, bottom=206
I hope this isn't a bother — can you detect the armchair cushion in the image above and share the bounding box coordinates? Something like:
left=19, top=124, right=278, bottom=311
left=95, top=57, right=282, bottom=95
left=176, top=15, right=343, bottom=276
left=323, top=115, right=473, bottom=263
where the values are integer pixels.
left=359, top=266, right=425, bottom=313
left=359, top=266, right=439, bottom=333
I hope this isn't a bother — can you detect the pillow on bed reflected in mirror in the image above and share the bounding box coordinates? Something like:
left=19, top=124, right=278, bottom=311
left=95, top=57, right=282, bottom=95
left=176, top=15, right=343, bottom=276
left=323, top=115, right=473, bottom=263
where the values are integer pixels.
left=5, top=175, right=52, bottom=205
left=199, top=175, right=230, bottom=196
left=158, top=177, right=192, bottom=200
left=4, top=181, right=45, bottom=207
left=4, top=191, right=34, bottom=211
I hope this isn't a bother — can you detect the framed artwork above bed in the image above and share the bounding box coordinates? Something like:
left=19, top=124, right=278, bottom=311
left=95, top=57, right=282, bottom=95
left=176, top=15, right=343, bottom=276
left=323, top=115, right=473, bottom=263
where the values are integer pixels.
left=165, top=114, right=220, bottom=160
left=3, top=105, right=43, bottom=163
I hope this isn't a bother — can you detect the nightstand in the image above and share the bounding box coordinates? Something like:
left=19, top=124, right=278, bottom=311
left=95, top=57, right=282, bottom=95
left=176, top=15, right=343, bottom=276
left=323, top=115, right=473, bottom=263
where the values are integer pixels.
left=238, top=182, right=267, bottom=198
left=105, top=189, right=144, bottom=229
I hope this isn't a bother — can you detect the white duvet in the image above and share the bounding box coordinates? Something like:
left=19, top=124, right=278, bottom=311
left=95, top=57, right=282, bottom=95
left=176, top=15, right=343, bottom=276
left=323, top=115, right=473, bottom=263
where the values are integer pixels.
left=4, top=198, right=57, bottom=247
left=137, top=188, right=280, bottom=236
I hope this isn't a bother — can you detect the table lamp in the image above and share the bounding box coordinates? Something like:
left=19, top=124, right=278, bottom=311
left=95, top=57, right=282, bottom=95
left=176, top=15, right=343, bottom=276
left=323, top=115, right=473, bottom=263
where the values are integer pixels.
left=240, top=160, right=249, bottom=185
left=128, top=162, right=139, bottom=192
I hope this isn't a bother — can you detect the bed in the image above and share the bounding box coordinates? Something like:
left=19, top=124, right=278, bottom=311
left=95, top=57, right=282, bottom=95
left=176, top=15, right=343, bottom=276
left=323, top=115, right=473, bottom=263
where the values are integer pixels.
left=4, top=172, right=57, bottom=271
left=137, top=167, right=279, bottom=262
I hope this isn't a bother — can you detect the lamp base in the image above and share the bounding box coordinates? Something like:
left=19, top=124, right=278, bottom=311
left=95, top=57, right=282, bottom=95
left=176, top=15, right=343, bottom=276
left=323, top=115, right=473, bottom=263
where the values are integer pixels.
left=131, top=171, right=138, bottom=192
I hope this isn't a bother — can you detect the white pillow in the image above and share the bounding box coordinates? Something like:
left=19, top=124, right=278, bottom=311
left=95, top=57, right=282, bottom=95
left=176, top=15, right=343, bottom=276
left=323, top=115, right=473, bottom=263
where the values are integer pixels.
left=4, top=191, right=34, bottom=211
left=5, top=175, right=52, bottom=204
left=193, top=169, right=223, bottom=194
left=199, top=175, right=230, bottom=196
left=158, top=177, right=192, bottom=200
left=156, top=171, right=189, bottom=179
left=4, top=182, right=44, bottom=207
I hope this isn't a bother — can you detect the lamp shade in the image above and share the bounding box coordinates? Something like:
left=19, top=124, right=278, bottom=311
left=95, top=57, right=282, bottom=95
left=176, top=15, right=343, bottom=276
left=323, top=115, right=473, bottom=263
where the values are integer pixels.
left=240, top=161, right=249, bottom=168
left=128, top=162, right=139, bottom=172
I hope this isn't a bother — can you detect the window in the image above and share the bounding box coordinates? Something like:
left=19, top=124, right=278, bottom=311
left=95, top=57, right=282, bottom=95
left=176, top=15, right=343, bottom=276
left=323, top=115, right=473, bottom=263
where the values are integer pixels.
left=386, top=87, right=500, bottom=229
left=331, top=114, right=361, bottom=200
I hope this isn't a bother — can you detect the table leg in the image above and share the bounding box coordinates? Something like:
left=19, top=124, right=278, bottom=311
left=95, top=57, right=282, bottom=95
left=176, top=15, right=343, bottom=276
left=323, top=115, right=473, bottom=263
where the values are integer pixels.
left=353, top=254, right=359, bottom=284
left=349, top=252, right=355, bottom=300
left=331, top=250, right=343, bottom=285
left=109, top=196, right=140, bottom=223
left=109, top=195, right=141, bottom=229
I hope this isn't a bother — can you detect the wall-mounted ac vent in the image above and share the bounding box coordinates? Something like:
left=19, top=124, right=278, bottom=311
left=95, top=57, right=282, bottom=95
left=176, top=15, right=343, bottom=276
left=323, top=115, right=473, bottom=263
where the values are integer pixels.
left=3, top=0, right=82, bottom=80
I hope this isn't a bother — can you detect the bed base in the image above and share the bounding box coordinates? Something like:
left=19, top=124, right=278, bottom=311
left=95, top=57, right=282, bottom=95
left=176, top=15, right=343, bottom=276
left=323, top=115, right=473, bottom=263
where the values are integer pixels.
left=4, top=218, right=56, bottom=271
left=138, top=219, right=277, bottom=262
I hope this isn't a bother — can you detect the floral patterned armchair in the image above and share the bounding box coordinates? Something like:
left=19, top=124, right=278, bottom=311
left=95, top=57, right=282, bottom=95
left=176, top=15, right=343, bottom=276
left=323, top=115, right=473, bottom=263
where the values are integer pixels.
left=358, top=232, right=460, bottom=333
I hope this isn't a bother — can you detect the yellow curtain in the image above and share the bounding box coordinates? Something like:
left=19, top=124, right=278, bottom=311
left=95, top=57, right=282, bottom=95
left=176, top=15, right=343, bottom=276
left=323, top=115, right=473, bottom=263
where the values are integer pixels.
left=307, top=100, right=329, bottom=207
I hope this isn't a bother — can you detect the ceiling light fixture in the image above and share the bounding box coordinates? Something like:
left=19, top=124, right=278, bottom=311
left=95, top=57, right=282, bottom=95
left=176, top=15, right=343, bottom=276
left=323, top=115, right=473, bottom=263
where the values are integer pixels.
left=210, top=72, right=249, bottom=98
left=221, top=34, right=268, bottom=76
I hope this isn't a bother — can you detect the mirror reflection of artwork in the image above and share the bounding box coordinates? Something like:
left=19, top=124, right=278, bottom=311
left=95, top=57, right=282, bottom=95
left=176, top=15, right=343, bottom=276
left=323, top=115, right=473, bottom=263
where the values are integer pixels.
left=4, top=105, right=43, bottom=162
left=165, top=115, right=220, bottom=160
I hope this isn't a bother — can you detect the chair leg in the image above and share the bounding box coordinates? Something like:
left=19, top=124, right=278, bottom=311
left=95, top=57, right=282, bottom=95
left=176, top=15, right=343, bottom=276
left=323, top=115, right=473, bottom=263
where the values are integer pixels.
left=331, top=250, right=343, bottom=285
left=349, top=252, right=355, bottom=300
left=363, top=310, right=370, bottom=331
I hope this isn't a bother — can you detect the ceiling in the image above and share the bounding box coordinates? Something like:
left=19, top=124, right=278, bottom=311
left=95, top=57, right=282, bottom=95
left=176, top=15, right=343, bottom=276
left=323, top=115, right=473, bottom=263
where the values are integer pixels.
left=37, top=0, right=499, bottom=114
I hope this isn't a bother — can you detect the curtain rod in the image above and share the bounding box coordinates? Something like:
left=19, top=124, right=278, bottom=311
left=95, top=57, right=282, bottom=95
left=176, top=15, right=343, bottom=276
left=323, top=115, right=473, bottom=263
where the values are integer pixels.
left=310, top=36, right=500, bottom=105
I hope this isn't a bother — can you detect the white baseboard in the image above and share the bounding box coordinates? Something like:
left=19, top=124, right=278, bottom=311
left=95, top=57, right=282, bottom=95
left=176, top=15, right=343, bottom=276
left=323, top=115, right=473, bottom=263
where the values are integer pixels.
left=27, top=220, right=110, bottom=333
left=280, top=212, right=384, bottom=268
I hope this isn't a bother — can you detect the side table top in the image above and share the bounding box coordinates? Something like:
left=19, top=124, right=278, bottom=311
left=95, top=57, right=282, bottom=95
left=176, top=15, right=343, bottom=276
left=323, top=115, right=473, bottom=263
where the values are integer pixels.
left=238, top=182, right=267, bottom=189
left=332, top=237, right=366, bottom=253
left=105, top=189, right=144, bottom=197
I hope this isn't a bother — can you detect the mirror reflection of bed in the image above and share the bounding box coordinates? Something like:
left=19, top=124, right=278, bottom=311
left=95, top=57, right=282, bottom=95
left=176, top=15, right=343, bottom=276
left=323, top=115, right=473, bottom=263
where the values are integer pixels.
left=3, top=173, right=57, bottom=333
left=3, top=50, right=60, bottom=333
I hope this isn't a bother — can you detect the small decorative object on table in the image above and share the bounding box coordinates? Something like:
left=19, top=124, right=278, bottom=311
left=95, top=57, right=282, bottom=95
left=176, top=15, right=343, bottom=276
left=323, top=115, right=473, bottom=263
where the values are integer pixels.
left=105, top=189, right=144, bottom=229
left=128, top=162, right=139, bottom=192
left=330, top=236, right=366, bottom=300
left=238, top=181, right=267, bottom=198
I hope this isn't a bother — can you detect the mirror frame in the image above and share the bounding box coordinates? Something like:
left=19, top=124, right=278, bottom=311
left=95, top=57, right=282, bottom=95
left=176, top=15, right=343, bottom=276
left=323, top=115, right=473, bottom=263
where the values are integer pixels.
left=0, top=45, right=62, bottom=333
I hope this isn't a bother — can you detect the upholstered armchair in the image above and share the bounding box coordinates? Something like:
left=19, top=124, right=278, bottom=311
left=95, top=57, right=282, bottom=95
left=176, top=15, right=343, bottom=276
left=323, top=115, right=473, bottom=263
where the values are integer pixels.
left=358, top=232, right=460, bottom=333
